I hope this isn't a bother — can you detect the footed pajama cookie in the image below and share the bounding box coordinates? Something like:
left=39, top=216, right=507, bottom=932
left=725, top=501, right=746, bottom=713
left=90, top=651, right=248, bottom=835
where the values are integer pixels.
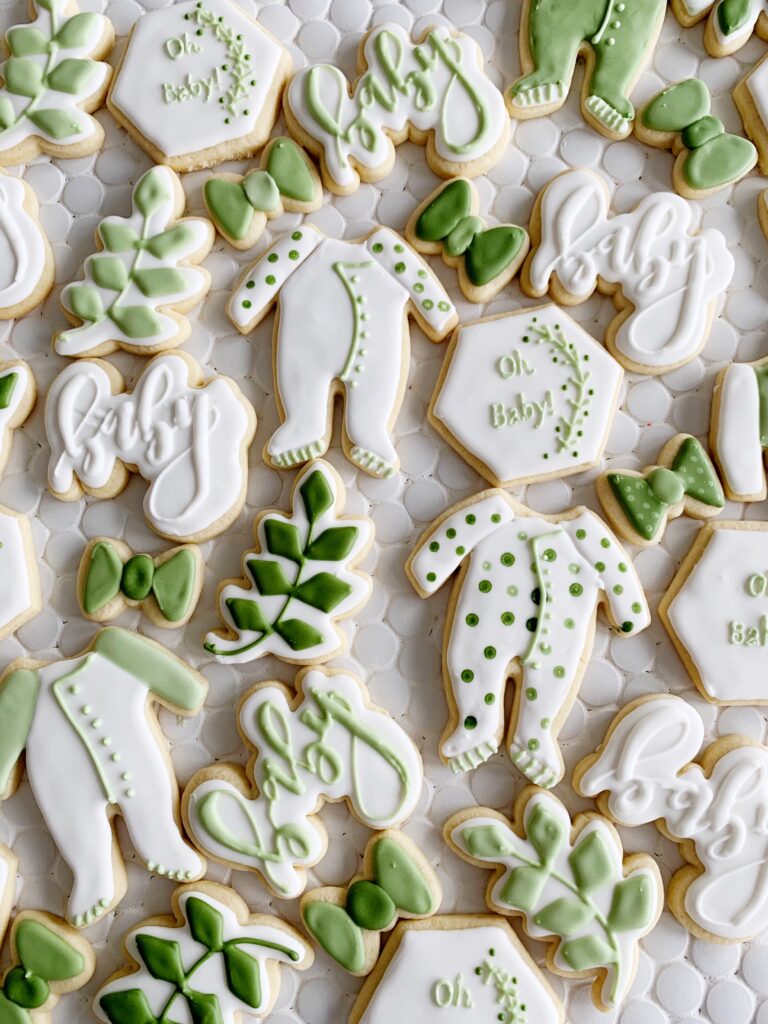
left=710, top=355, right=768, bottom=501
left=0, top=0, right=114, bottom=166
left=508, top=0, right=665, bottom=139
left=228, top=224, right=456, bottom=478
left=597, top=434, right=724, bottom=547
left=0, top=175, right=54, bottom=319
left=0, top=627, right=207, bottom=927
left=285, top=23, right=509, bottom=195
left=183, top=667, right=423, bottom=899
left=406, top=491, right=650, bottom=786
left=446, top=790, right=662, bottom=1012
left=522, top=169, right=734, bottom=374
left=671, top=0, right=768, bottom=56
left=108, top=0, right=291, bottom=171
left=45, top=351, right=256, bottom=543
left=55, top=165, right=214, bottom=358
left=301, top=830, right=441, bottom=976
left=96, top=882, right=311, bottom=1024
left=349, top=916, right=563, bottom=1024
left=204, top=460, right=373, bottom=665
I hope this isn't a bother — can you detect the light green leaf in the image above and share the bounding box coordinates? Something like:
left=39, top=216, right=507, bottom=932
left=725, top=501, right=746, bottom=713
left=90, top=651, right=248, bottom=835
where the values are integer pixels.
left=7, top=27, right=48, bottom=56
left=266, top=137, right=316, bottom=202
left=135, top=934, right=185, bottom=985
left=264, top=520, right=303, bottom=563
left=99, top=221, right=138, bottom=252
left=109, top=304, right=163, bottom=339
left=132, top=267, right=187, bottom=298
left=66, top=284, right=103, bottom=322
left=534, top=897, right=594, bottom=936
left=527, top=801, right=566, bottom=866
left=559, top=933, right=616, bottom=971
left=53, top=12, right=100, bottom=48
left=0, top=99, right=15, bottom=131
left=15, top=919, right=84, bottom=980
left=305, top=526, right=357, bottom=561
left=461, top=823, right=516, bottom=860
left=300, top=469, right=334, bottom=523
left=145, top=223, right=197, bottom=259
left=46, top=57, right=96, bottom=94
left=499, top=865, right=549, bottom=912
left=607, top=875, right=654, bottom=933
left=248, top=559, right=292, bottom=596
left=27, top=108, right=82, bottom=139
left=186, top=896, right=224, bottom=951
left=568, top=832, right=614, bottom=895
left=242, top=169, right=280, bottom=212
left=223, top=945, right=262, bottom=1007
left=302, top=902, right=365, bottom=973
left=133, top=168, right=171, bottom=219
left=90, top=256, right=128, bottom=291
left=274, top=618, right=324, bottom=651
left=226, top=597, right=269, bottom=633
left=4, top=58, right=43, bottom=98
left=294, top=573, right=352, bottom=613
left=0, top=989, right=32, bottom=1024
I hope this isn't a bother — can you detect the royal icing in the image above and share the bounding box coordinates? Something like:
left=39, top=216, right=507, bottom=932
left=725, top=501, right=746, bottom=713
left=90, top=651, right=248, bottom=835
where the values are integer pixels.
left=0, top=176, right=50, bottom=317
left=524, top=169, right=734, bottom=373
left=674, top=0, right=768, bottom=53
left=286, top=23, right=509, bottom=192
left=56, top=165, right=213, bottom=358
left=431, top=305, right=623, bottom=488
left=711, top=360, right=768, bottom=500
left=0, top=361, right=35, bottom=476
left=45, top=351, right=256, bottom=542
left=228, top=225, right=456, bottom=478
left=183, top=668, right=423, bottom=899
left=0, top=845, right=15, bottom=946
left=0, top=628, right=207, bottom=927
left=407, top=492, right=649, bottom=787
left=447, top=793, right=661, bottom=1010
left=204, top=460, right=373, bottom=664
left=0, top=505, right=40, bottom=642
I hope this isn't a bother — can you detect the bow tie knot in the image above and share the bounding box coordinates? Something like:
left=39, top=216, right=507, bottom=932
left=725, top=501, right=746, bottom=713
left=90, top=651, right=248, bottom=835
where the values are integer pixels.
left=83, top=540, right=198, bottom=623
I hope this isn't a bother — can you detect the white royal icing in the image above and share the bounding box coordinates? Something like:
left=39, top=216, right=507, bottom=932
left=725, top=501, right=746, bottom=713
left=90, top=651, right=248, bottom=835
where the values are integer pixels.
left=712, top=362, right=765, bottom=499
left=0, top=506, right=38, bottom=642
left=45, top=353, right=255, bottom=542
left=744, top=51, right=768, bottom=135
left=287, top=22, right=508, bottom=191
left=527, top=169, right=733, bottom=371
left=0, top=177, right=48, bottom=314
left=711, top=0, right=767, bottom=48
left=0, top=361, right=33, bottom=461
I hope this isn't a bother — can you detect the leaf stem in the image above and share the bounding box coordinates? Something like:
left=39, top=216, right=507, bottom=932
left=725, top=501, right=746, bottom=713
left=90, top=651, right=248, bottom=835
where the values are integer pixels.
left=156, top=949, right=214, bottom=1024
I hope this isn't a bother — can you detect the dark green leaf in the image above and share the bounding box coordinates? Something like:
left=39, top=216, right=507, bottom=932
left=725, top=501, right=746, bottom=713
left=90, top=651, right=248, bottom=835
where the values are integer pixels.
left=223, top=945, right=262, bottom=1008
left=15, top=919, right=84, bottom=981
left=185, top=990, right=224, bottom=1024
left=135, top=934, right=185, bottom=985
left=302, top=902, right=365, bottom=973
left=99, top=221, right=139, bottom=252
left=569, top=832, right=614, bottom=895
left=559, top=933, right=616, bottom=971
left=527, top=801, right=566, bottom=866
left=46, top=58, right=96, bottom=94
left=498, top=865, right=549, bottom=912
left=264, top=520, right=303, bottom=563
left=300, top=469, right=334, bottom=523
left=186, top=896, right=224, bottom=951
left=305, top=527, right=357, bottom=561
left=226, top=597, right=269, bottom=633
left=133, top=168, right=171, bottom=219
left=0, top=99, right=15, bottom=131
left=534, top=897, right=594, bottom=936
left=294, top=573, right=352, bottom=612
left=145, top=224, right=197, bottom=259
left=109, top=305, right=163, bottom=339
left=90, top=256, right=128, bottom=291
left=7, top=27, right=48, bottom=55
left=66, top=284, right=103, bottom=322
left=132, top=267, right=187, bottom=298
left=248, top=559, right=292, bottom=596
left=27, top=108, right=82, bottom=139
left=53, top=12, right=100, bottom=48
left=607, top=875, right=654, bottom=932
left=460, top=823, right=516, bottom=860
left=274, top=618, right=324, bottom=651
left=0, top=373, right=18, bottom=411
left=98, top=989, right=156, bottom=1024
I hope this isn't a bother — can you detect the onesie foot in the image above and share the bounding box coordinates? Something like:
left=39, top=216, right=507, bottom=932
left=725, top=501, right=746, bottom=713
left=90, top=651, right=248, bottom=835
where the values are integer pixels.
left=445, top=739, right=499, bottom=774
left=269, top=440, right=325, bottom=468
left=585, top=94, right=632, bottom=136
left=72, top=898, right=110, bottom=928
left=509, top=77, right=566, bottom=110
left=508, top=740, right=561, bottom=788
left=349, top=446, right=396, bottom=478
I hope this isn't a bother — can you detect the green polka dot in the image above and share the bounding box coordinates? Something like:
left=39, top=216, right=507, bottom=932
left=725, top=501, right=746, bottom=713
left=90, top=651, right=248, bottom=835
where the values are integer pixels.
left=507, top=585, right=518, bottom=597
left=517, top=531, right=528, bottom=541
left=461, top=670, right=474, bottom=683
left=466, top=614, right=479, bottom=627
left=526, top=617, right=537, bottom=632
left=618, top=562, right=627, bottom=573
left=484, top=646, right=496, bottom=660
left=241, top=299, right=252, bottom=309
left=540, top=642, right=551, bottom=655
left=479, top=580, right=492, bottom=593
left=267, top=253, right=278, bottom=263
left=621, top=621, right=634, bottom=633
left=570, top=583, right=583, bottom=596
left=569, top=563, right=580, bottom=575
left=541, top=717, right=550, bottom=729
left=528, top=739, right=540, bottom=751
left=426, top=572, right=436, bottom=582
left=265, top=274, right=276, bottom=285
left=372, top=242, right=383, bottom=253
left=600, top=538, right=610, bottom=548
left=394, top=243, right=404, bottom=253
left=501, top=612, right=515, bottom=626
left=456, top=546, right=465, bottom=555
left=418, top=269, right=427, bottom=278
left=246, top=280, right=255, bottom=288
left=291, top=231, right=302, bottom=240
left=429, top=541, right=439, bottom=552
left=484, top=694, right=495, bottom=705
left=464, top=716, right=477, bottom=730
left=576, top=529, right=586, bottom=540
left=491, top=514, right=501, bottom=523
left=288, top=249, right=299, bottom=260
left=447, top=528, right=456, bottom=539
left=422, top=299, right=434, bottom=310
left=526, top=687, right=537, bottom=700
left=466, top=514, right=476, bottom=524
left=613, top=584, right=623, bottom=595
left=531, top=588, right=541, bottom=605
left=632, top=602, right=642, bottom=613
left=438, top=300, right=450, bottom=311
left=501, top=552, right=515, bottom=566
left=565, top=618, right=574, bottom=629
left=482, top=561, right=492, bottom=571
left=554, top=666, right=565, bottom=679
left=414, top=282, right=424, bottom=293
left=595, top=561, right=606, bottom=572
left=394, top=261, right=406, bottom=273
left=543, top=548, right=556, bottom=562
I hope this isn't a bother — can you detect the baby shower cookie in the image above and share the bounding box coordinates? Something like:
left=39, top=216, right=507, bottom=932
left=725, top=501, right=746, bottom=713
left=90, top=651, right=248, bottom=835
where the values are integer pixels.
left=0, top=845, right=16, bottom=944
left=507, top=0, right=665, bottom=139
left=0, top=361, right=35, bottom=477
left=55, top=165, right=214, bottom=358
left=735, top=54, right=768, bottom=176
left=446, top=789, right=662, bottom=1012
left=597, top=433, right=724, bottom=547
left=0, top=0, right=114, bottom=165
left=0, top=627, right=207, bottom=927
left=285, top=23, right=509, bottom=195
left=108, top=0, right=291, bottom=171
left=183, top=667, right=423, bottom=899
left=710, top=355, right=768, bottom=501
left=45, top=350, right=256, bottom=543
left=78, top=537, right=203, bottom=628
left=204, top=460, right=373, bottom=664
left=406, top=490, right=649, bottom=787
left=430, top=305, right=623, bottom=488
left=671, top=0, right=768, bottom=56
left=0, top=175, right=54, bottom=319
left=0, top=505, right=41, bottom=641
left=637, top=78, right=756, bottom=198
left=95, top=882, right=311, bottom=1024
left=576, top=693, right=768, bottom=942
left=227, top=224, right=456, bottom=478
left=300, top=830, right=441, bottom=976
left=521, top=168, right=734, bottom=374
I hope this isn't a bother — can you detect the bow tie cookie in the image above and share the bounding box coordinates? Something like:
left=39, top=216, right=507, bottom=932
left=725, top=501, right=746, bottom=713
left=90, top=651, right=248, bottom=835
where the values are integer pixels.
left=597, top=434, right=725, bottom=547
left=0, top=175, right=54, bottom=319
left=671, top=0, right=768, bottom=56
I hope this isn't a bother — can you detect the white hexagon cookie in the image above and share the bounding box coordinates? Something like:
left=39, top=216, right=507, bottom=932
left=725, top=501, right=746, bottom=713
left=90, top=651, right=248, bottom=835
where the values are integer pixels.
left=430, top=304, right=624, bottom=488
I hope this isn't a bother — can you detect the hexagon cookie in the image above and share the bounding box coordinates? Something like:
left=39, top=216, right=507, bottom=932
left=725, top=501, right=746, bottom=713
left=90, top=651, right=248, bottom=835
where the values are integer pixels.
left=430, top=304, right=623, bottom=488
left=108, top=0, right=291, bottom=171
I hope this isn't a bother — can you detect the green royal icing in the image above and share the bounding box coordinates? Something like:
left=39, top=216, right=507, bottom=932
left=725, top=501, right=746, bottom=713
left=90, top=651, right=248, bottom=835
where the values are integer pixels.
left=0, top=373, right=18, bottom=411
left=303, top=902, right=365, bottom=973
left=346, top=880, right=395, bottom=931
left=83, top=541, right=198, bottom=622
left=756, top=365, right=768, bottom=447
left=0, top=917, right=85, bottom=1020
left=0, top=669, right=39, bottom=795
left=121, top=554, right=154, bottom=601
left=83, top=541, right=122, bottom=613
left=373, top=836, right=433, bottom=915
left=718, top=0, right=753, bottom=35
left=93, top=627, right=205, bottom=709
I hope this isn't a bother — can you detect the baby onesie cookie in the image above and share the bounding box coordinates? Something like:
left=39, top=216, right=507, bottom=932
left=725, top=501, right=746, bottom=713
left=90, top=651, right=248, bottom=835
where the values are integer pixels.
left=521, top=168, right=734, bottom=374
left=405, top=178, right=530, bottom=303
left=285, top=23, right=509, bottom=195
left=55, top=165, right=214, bottom=358
left=597, top=433, right=724, bottom=547
left=96, top=882, right=311, bottom=1024
left=710, top=355, right=768, bottom=501
left=576, top=693, right=768, bottom=942
left=227, top=224, right=456, bottom=478
left=204, top=460, right=373, bottom=664
left=671, top=0, right=768, bottom=56
left=203, top=136, right=322, bottom=250
left=108, top=0, right=291, bottom=171
left=45, top=351, right=256, bottom=543
left=446, top=788, right=662, bottom=1012
left=0, top=0, right=114, bottom=166
left=0, top=174, right=54, bottom=319
left=350, top=915, right=563, bottom=1024
left=300, top=830, right=441, bottom=976
left=78, top=537, right=203, bottom=627
left=430, top=305, right=623, bottom=489
left=735, top=54, right=768, bottom=176
left=637, top=78, right=756, bottom=198
left=0, top=505, right=41, bottom=641
left=508, top=0, right=665, bottom=139
left=407, top=490, right=649, bottom=787
left=0, top=627, right=207, bottom=927
left=183, top=667, right=423, bottom=899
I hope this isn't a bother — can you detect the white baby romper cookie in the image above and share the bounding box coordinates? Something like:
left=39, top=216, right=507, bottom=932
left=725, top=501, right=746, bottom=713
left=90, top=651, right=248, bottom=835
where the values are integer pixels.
left=0, top=174, right=53, bottom=319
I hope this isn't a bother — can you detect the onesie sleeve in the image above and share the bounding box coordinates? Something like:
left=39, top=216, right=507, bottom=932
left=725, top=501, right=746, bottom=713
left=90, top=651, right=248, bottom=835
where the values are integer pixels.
left=0, top=668, right=39, bottom=797
left=93, top=628, right=207, bottom=711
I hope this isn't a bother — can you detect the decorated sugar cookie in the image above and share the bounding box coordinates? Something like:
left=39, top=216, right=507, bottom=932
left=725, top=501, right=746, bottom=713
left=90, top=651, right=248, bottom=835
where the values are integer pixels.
left=406, top=490, right=649, bottom=787
left=0, top=846, right=15, bottom=945
left=522, top=169, right=734, bottom=374
left=508, top=0, right=665, bottom=139
left=576, top=694, right=768, bottom=942
left=671, top=0, right=768, bottom=56
left=55, top=165, right=214, bottom=358
left=446, top=789, right=662, bottom=1012
left=78, top=537, right=203, bottom=627
left=637, top=78, right=757, bottom=198
left=597, top=434, right=724, bottom=547
left=227, top=224, right=456, bottom=478
left=735, top=53, right=768, bottom=176
left=0, top=175, right=54, bottom=319
left=350, top=916, right=563, bottom=1024
left=108, top=0, right=292, bottom=171
left=45, top=351, right=256, bottom=543
left=0, top=361, right=35, bottom=478
left=183, top=667, right=423, bottom=899
left=301, top=830, right=441, bottom=976
left=0, top=628, right=207, bottom=927
left=430, top=305, right=623, bottom=488
left=96, top=882, right=311, bottom=1024
left=710, top=355, right=768, bottom=501
left=0, top=505, right=41, bottom=641
left=285, top=23, right=510, bottom=195
left=204, top=460, right=373, bottom=664
left=0, top=0, right=114, bottom=166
